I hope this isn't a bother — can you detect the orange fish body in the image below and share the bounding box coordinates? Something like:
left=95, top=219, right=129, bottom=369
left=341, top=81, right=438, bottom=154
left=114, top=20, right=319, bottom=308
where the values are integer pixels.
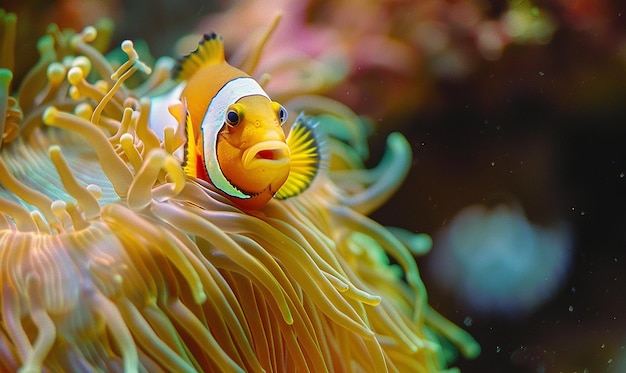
left=168, top=33, right=319, bottom=210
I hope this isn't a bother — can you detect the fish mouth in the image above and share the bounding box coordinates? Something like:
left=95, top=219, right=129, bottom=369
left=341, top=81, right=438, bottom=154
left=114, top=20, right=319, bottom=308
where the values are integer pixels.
left=242, top=141, right=290, bottom=170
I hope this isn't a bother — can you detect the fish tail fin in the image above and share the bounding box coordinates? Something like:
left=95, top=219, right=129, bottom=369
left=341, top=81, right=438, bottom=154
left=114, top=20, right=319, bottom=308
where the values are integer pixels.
left=276, top=113, right=324, bottom=200
left=173, top=32, right=226, bottom=81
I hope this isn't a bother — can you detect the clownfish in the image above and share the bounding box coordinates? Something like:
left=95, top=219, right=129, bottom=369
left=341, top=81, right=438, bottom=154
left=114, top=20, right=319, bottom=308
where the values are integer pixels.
left=152, top=33, right=321, bottom=210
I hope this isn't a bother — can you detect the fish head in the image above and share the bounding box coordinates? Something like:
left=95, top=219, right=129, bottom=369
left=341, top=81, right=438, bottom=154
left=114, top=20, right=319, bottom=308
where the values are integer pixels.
left=216, top=95, right=290, bottom=208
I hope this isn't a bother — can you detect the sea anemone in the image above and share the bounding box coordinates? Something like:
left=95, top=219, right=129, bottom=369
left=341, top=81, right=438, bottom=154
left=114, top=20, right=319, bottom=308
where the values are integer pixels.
left=0, top=11, right=478, bottom=372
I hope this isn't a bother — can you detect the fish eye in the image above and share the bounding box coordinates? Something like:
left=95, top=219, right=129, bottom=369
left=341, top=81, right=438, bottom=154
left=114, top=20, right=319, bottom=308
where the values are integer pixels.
left=277, top=105, right=288, bottom=125
left=225, top=110, right=240, bottom=126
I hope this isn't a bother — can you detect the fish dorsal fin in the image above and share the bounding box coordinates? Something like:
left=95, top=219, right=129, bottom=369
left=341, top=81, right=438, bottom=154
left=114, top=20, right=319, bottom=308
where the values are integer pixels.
left=276, top=113, right=324, bottom=200
left=173, top=33, right=226, bottom=81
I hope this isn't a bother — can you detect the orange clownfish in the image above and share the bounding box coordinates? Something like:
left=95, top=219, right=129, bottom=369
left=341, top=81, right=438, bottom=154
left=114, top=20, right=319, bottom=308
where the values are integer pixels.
left=154, top=33, right=321, bottom=210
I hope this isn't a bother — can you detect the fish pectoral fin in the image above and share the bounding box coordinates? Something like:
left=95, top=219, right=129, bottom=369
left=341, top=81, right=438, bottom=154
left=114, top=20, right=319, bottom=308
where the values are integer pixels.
left=182, top=110, right=201, bottom=178
left=173, top=33, right=226, bottom=81
left=276, top=113, right=323, bottom=200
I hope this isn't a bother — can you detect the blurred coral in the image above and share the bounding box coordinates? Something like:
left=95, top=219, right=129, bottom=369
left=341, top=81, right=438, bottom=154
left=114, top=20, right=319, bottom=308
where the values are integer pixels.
left=428, top=202, right=573, bottom=316
left=197, top=0, right=560, bottom=119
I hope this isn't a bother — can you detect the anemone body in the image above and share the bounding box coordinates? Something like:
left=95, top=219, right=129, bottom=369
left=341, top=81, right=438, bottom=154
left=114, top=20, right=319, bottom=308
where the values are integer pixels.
left=0, top=13, right=478, bottom=372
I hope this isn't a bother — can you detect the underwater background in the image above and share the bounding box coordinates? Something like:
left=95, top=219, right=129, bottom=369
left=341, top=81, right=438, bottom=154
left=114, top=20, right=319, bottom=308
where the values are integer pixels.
left=2, top=0, right=626, bottom=371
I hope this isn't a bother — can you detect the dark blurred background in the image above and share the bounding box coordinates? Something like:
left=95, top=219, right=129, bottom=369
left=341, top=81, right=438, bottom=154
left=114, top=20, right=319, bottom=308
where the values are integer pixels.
left=371, top=20, right=626, bottom=372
